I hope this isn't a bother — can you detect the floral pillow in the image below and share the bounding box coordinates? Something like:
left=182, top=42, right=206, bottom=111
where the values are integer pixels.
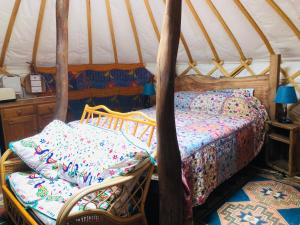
left=207, top=88, right=254, bottom=97
left=9, top=120, right=75, bottom=180
left=190, top=93, right=227, bottom=115
left=174, top=91, right=200, bottom=110
left=222, top=96, right=253, bottom=118
left=57, top=123, right=151, bottom=187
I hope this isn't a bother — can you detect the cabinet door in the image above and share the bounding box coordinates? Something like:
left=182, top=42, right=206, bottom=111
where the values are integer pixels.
left=3, top=115, right=38, bottom=146
left=37, top=103, right=55, bottom=130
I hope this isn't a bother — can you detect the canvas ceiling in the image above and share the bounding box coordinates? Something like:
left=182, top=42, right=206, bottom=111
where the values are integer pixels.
left=0, top=0, right=299, bottom=68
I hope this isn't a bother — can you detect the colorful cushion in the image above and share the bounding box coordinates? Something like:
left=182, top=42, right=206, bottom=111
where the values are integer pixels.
left=9, top=120, right=75, bottom=179
left=190, top=93, right=227, bottom=115
left=222, top=97, right=252, bottom=118
left=8, top=171, right=120, bottom=220
left=57, top=123, right=151, bottom=187
left=207, top=88, right=254, bottom=97
left=174, top=91, right=200, bottom=110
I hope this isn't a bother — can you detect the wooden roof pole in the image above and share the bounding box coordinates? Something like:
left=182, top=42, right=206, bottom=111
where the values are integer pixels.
left=234, top=0, right=275, bottom=55
left=32, top=0, right=47, bottom=66
left=206, top=0, right=247, bottom=61
left=0, top=0, right=21, bottom=67
left=266, top=0, right=300, bottom=40
left=125, top=0, right=143, bottom=64
left=144, top=0, right=161, bottom=41
left=105, top=0, right=118, bottom=63
left=86, top=0, right=93, bottom=64
left=184, top=0, right=220, bottom=62
left=156, top=0, right=184, bottom=224
left=54, top=0, right=69, bottom=121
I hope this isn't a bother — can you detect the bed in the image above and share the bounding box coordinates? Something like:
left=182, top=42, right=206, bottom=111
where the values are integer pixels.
left=69, top=73, right=278, bottom=207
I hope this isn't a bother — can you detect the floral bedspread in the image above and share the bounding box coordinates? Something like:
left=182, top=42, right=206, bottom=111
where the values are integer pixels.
left=139, top=93, right=267, bottom=206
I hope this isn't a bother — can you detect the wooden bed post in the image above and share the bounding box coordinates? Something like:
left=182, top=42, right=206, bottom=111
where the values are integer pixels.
left=54, top=0, right=69, bottom=121
left=156, top=0, right=184, bottom=225
left=269, top=54, right=281, bottom=120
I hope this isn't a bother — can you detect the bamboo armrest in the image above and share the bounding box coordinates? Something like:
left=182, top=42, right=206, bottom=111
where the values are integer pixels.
left=0, top=149, right=28, bottom=186
left=56, top=174, right=137, bottom=225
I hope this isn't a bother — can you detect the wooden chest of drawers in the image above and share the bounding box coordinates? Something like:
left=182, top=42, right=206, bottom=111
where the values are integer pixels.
left=0, top=97, right=55, bottom=150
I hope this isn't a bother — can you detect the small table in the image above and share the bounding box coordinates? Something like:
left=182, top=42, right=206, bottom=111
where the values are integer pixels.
left=265, top=120, right=300, bottom=176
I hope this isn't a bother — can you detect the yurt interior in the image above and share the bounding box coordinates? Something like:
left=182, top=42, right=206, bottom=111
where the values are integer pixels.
left=0, top=0, right=300, bottom=225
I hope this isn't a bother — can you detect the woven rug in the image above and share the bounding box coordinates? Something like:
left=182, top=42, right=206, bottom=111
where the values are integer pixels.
left=205, top=176, right=300, bottom=225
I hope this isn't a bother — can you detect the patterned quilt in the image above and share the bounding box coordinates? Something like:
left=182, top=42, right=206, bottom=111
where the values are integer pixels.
left=138, top=90, right=268, bottom=206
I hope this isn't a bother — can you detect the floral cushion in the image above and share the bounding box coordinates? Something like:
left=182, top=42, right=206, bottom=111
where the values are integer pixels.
left=207, top=88, right=254, bottom=97
left=8, top=171, right=120, bottom=220
left=222, top=97, right=252, bottom=118
left=190, top=93, right=227, bottom=115
left=9, top=120, right=151, bottom=187
left=9, top=120, right=75, bottom=179
left=57, top=123, right=151, bottom=187
left=174, top=91, right=200, bottom=110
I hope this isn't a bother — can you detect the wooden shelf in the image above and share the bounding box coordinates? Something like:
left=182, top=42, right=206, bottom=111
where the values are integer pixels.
left=269, top=159, right=288, bottom=173
left=269, top=133, right=290, bottom=144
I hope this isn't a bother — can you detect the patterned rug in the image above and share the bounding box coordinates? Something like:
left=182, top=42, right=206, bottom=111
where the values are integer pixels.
left=205, top=176, right=300, bottom=225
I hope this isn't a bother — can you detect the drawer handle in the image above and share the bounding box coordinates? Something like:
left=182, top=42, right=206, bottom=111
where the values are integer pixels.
left=16, top=110, right=22, bottom=116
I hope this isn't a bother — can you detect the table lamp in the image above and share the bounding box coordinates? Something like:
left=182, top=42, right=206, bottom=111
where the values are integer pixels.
left=274, top=85, right=298, bottom=123
left=143, top=83, right=156, bottom=107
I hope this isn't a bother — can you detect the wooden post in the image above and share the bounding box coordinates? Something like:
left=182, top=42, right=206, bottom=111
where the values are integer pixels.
left=54, top=0, right=69, bottom=121
left=269, top=54, right=281, bottom=120
left=156, top=0, right=184, bottom=225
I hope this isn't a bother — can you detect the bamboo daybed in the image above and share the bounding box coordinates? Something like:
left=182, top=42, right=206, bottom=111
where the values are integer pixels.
left=0, top=105, right=156, bottom=225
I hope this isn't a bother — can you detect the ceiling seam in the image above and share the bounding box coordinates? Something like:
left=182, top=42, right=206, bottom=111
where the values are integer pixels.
left=105, top=0, right=118, bottom=64
left=206, top=0, right=247, bottom=61
left=0, top=0, right=21, bottom=67
left=125, top=0, right=143, bottom=64
left=234, top=0, right=275, bottom=55
left=86, top=0, right=93, bottom=64
left=184, top=0, right=221, bottom=62
left=266, top=0, right=300, bottom=40
left=32, top=0, right=47, bottom=66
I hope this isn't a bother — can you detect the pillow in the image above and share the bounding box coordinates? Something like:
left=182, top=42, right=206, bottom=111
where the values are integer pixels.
left=174, top=91, right=200, bottom=110
left=222, top=96, right=253, bottom=118
left=9, top=120, right=75, bottom=179
left=57, top=123, right=151, bottom=187
left=207, top=88, right=254, bottom=97
left=190, top=93, right=227, bottom=115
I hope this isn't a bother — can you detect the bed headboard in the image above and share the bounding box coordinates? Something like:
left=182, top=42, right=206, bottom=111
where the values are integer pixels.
left=175, top=73, right=279, bottom=120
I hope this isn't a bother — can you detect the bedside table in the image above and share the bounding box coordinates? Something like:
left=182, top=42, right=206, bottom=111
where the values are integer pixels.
left=265, top=120, right=300, bottom=176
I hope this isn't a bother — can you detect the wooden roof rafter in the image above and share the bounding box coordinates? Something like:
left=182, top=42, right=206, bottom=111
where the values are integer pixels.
left=266, top=0, right=300, bottom=40
left=125, top=0, right=143, bottom=64
left=32, top=0, right=47, bottom=66
left=206, top=0, right=247, bottom=61
left=143, top=0, right=160, bottom=41
left=234, top=0, right=275, bottom=55
left=0, top=0, right=21, bottom=67
left=86, top=0, right=93, bottom=64
left=105, top=0, right=118, bottom=64
left=184, top=0, right=221, bottom=62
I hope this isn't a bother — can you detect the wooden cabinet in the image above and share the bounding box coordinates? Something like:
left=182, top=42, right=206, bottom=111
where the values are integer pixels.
left=0, top=97, right=55, bottom=150
left=265, top=120, right=300, bottom=176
